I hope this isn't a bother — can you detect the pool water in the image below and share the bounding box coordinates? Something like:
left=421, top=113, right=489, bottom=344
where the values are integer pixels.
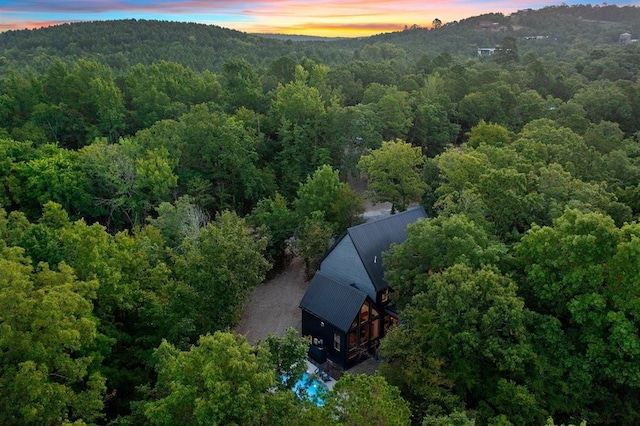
left=290, top=372, right=328, bottom=406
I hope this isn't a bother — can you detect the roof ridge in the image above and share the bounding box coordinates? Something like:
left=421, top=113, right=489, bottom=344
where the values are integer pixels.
left=347, top=206, right=426, bottom=232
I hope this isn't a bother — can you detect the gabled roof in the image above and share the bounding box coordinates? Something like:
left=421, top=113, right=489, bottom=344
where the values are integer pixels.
left=299, top=272, right=368, bottom=333
left=346, top=206, right=427, bottom=292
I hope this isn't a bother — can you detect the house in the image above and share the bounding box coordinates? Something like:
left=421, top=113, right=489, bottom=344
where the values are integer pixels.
left=619, top=33, right=638, bottom=46
left=620, top=32, right=632, bottom=45
left=299, top=207, right=427, bottom=370
left=478, top=47, right=497, bottom=56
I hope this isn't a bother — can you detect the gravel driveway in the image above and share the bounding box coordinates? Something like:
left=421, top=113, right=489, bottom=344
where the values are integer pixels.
left=234, top=256, right=308, bottom=344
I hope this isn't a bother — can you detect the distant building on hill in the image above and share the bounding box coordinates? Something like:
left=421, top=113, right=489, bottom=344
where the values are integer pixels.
left=478, top=47, right=497, bottom=56
left=620, top=32, right=638, bottom=45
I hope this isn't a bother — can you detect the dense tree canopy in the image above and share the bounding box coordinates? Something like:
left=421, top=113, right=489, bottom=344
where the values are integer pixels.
left=1, top=6, right=640, bottom=424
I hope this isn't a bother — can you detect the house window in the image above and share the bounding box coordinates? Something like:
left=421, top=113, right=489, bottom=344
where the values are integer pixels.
left=383, top=314, right=398, bottom=334
left=360, top=323, right=370, bottom=343
left=334, top=333, right=341, bottom=352
left=348, top=331, right=358, bottom=360
left=360, top=303, right=370, bottom=324
left=371, top=318, right=380, bottom=339
left=381, top=289, right=389, bottom=303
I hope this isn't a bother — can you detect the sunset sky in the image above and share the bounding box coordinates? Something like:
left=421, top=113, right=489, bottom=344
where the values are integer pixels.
left=0, top=1, right=637, bottom=37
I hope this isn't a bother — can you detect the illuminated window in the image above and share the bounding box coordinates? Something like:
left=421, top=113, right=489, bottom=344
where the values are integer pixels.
left=360, top=303, right=370, bottom=323
left=371, top=306, right=379, bottom=319
left=371, top=319, right=380, bottom=339
left=333, top=333, right=341, bottom=352
left=360, top=323, right=370, bottom=342
left=348, top=331, right=358, bottom=359
left=384, top=314, right=398, bottom=333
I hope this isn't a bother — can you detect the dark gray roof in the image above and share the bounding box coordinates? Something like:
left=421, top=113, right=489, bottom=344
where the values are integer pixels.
left=299, top=272, right=368, bottom=332
left=347, top=206, right=427, bottom=292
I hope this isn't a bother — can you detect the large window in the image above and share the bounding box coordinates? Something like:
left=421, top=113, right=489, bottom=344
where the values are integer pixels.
left=360, top=303, right=369, bottom=323
left=371, top=318, right=380, bottom=339
left=360, top=322, right=370, bottom=343
left=348, top=331, right=358, bottom=360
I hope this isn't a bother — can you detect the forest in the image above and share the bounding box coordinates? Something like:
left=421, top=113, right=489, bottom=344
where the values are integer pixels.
left=1, top=3, right=640, bottom=425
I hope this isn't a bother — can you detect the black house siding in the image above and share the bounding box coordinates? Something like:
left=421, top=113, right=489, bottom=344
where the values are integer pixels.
left=300, top=208, right=427, bottom=370
left=301, top=310, right=348, bottom=369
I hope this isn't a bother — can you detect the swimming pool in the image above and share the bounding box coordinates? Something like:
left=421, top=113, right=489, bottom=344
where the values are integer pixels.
left=290, top=372, right=328, bottom=406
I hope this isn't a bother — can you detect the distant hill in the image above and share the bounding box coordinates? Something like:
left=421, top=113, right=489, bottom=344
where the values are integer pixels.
left=1, top=5, right=639, bottom=73
left=254, top=33, right=347, bottom=42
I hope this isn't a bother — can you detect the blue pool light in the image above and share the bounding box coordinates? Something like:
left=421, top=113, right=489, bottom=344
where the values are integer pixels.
left=287, top=372, right=328, bottom=406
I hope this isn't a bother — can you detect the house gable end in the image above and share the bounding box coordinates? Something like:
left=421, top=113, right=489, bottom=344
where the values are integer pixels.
left=299, top=272, right=368, bottom=333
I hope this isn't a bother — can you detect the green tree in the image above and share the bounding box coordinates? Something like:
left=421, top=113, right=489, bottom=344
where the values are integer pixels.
left=13, top=146, right=94, bottom=220
left=0, top=244, right=107, bottom=425
left=177, top=105, right=266, bottom=212
left=270, top=68, right=330, bottom=196
left=516, top=209, right=618, bottom=316
left=511, top=89, right=547, bottom=130
left=466, top=120, right=511, bottom=149
left=268, top=56, right=297, bottom=86
left=174, top=211, right=270, bottom=338
left=295, top=210, right=334, bottom=280
left=358, top=139, right=427, bottom=212
left=379, top=325, right=459, bottom=420
left=572, top=80, right=633, bottom=132
left=143, top=332, right=275, bottom=425
left=125, top=61, right=221, bottom=131
left=583, top=120, right=625, bottom=154
left=422, top=410, right=476, bottom=426
left=221, top=59, right=263, bottom=113
left=410, top=100, right=459, bottom=156
left=457, top=91, right=505, bottom=131
left=323, top=103, right=383, bottom=175
left=363, top=84, right=412, bottom=140
left=384, top=214, right=506, bottom=309
left=263, top=327, right=309, bottom=389
left=80, top=139, right=177, bottom=229
left=38, top=59, right=126, bottom=148
left=324, top=374, right=412, bottom=425
left=148, top=196, right=210, bottom=250
left=4, top=202, right=183, bottom=418
left=294, top=164, right=364, bottom=234
left=495, top=36, right=519, bottom=64
left=248, top=193, right=296, bottom=271
left=88, top=76, right=126, bottom=143
left=409, top=73, right=460, bottom=155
